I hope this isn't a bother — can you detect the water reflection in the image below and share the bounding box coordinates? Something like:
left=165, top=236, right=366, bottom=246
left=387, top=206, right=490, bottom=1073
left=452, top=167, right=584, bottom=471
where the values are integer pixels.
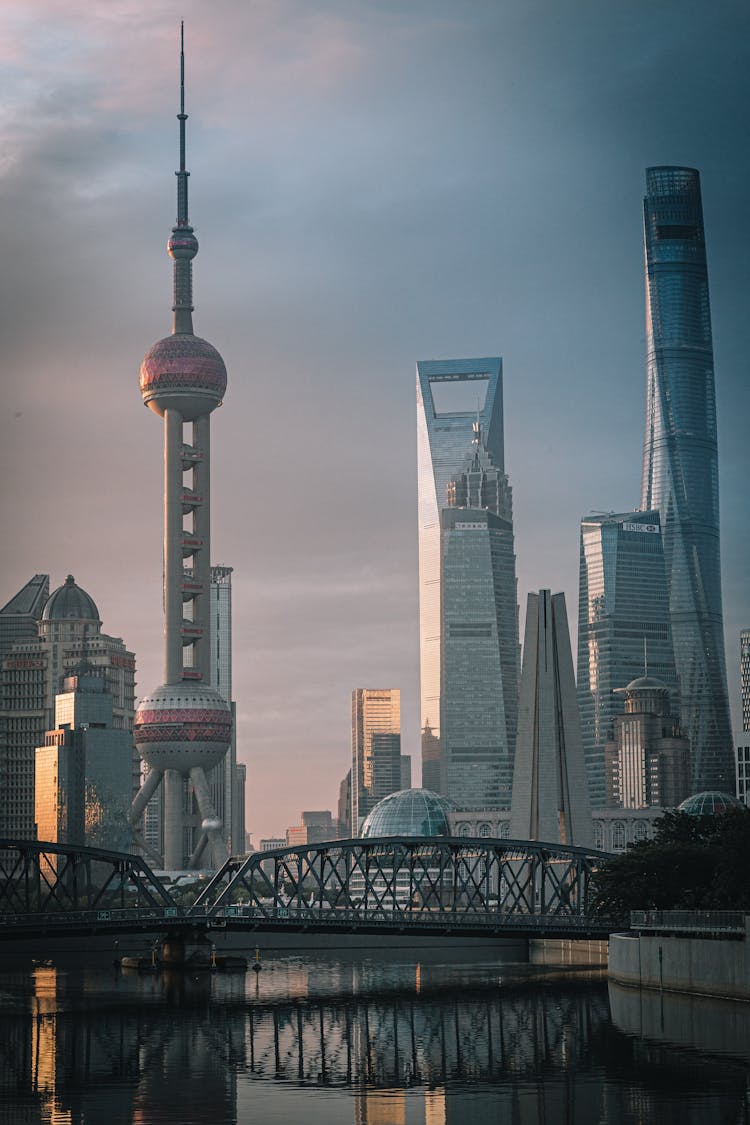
left=0, top=956, right=747, bottom=1124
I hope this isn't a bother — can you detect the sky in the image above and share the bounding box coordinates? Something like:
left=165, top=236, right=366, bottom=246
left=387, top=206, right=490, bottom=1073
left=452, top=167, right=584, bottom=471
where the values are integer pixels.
left=1, top=0, right=748, bottom=843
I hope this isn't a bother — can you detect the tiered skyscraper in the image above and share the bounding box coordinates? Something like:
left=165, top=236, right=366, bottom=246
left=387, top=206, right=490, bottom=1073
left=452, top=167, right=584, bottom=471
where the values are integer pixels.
left=416, top=358, right=519, bottom=805
left=129, top=31, right=232, bottom=870
left=641, top=167, right=733, bottom=792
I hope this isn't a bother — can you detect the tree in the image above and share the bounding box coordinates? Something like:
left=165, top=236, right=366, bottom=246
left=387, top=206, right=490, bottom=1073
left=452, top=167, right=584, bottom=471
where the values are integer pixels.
left=591, top=808, right=750, bottom=919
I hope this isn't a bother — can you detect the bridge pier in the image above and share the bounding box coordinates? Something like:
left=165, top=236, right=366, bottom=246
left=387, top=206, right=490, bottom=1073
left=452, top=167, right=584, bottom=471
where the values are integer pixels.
left=161, top=928, right=214, bottom=968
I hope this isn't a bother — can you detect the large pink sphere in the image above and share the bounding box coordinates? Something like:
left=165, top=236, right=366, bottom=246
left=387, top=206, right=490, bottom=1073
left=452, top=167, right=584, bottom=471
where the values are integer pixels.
left=135, top=682, right=231, bottom=772
left=139, top=334, right=227, bottom=421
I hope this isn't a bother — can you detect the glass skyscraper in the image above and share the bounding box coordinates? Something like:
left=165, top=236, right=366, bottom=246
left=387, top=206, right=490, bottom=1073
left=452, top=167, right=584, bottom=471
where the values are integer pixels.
left=440, top=423, right=519, bottom=807
left=641, top=167, right=733, bottom=792
left=416, top=358, right=518, bottom=801
left=577, top=511, right=678, bottom=806
left=351, top=688, right=402, bottom=833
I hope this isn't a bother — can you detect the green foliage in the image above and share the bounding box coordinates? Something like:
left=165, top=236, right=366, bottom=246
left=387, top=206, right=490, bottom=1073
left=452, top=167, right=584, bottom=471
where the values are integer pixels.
left=591, top=808, right=750, bottom=919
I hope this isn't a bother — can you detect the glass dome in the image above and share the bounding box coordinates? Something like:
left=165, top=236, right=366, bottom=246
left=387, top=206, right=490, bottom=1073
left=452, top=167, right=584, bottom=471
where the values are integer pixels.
left=361, top=788, right=456, bottom=838
left=677, top=791, right=743, bottom=816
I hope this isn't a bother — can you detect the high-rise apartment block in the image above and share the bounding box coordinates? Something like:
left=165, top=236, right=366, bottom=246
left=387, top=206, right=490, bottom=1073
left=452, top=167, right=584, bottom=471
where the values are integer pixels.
left=641, top=167, right=733, bottom=792
left=577, top=511, right=678, bottom=806
left=604, top=676, right=690, bottom=809
left=510, top=591, right=593, bottom=848
left=416, top=358, right=519, bottom=804
left=351, top=689, right=401, bottom=833
left=0, top=575, right=136, bottom=839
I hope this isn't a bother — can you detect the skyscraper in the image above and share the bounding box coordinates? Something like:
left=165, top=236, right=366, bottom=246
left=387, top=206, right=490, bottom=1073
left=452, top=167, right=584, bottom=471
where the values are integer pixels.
left=416, top=358, right=518, bottom=795
left=510, top=591, right=593, bottom=848
left=440, top=421, right=518, bottom=808
left=129, top=31, right=232, bottom=871
left=641, top=166, right=733, bottom=792
left=351, top=688, right=401, bottom=833
left=577, top=510, right=678, bottom=806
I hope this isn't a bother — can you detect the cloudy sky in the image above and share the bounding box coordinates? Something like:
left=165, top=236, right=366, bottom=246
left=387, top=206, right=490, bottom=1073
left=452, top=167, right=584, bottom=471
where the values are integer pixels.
left=1, top=0, right=748, bottom=842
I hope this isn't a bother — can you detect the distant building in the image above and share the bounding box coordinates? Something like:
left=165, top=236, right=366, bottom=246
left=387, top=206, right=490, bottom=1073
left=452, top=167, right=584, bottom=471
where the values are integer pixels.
left=338, top=769, right=352, bottom=838
left=449, top=807, right=663, bottom=853
left=0, top=575, right=136, bottom=839
left=604, top=676, right=690, bottom=809
left=735, top=739, right=750, bottom=807
left=400, top=755, right=411, bottom=790
left=260, top=837, right=286, bottom=852
left=351, top=689, right=401, bottom=833
left=577, top=511, right=678, bottom=807
left=510, top=590, right=593, bottom=848
left=641, top=166, right=733, bottom=792
left=286, top=810, right=336, bottom=847
left=35, top=672, right=132, bottom=849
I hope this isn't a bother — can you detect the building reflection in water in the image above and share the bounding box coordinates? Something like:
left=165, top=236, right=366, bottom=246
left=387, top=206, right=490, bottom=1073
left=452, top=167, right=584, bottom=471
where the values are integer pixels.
left=0, top=959, right=746, bottom=1124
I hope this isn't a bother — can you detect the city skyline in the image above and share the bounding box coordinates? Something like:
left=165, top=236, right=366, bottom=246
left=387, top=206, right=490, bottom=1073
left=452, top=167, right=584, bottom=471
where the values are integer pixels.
left=1, top=2, right=748, bottom=841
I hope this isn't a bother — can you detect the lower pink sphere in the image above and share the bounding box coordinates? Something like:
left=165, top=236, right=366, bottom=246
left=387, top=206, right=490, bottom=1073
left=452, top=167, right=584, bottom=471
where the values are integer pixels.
left=135, top=682, right=231, bottom=772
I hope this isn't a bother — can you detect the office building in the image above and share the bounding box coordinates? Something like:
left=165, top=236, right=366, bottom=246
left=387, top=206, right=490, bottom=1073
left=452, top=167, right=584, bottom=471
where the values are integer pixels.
left=416, top=358, right=518, bottom=796
left=641, top=167, right=733, bottom=791
left=351, top=689, right=401, bottom=833
left=286, top=810, right=337, bottom=847
left=400, top=754, right=411, bottom=790
left=0, top=575, right=135, bottom=839
left=440, top=420, right=519, bottom=807
left=510, top=591, right=593, bottom=847
left=604, top=676, right=689, bottom=809
left=129, top=35, right=233, bottom=871
left=35, top=672, right=133, bottom=849
left=577, top=511, right=678, bottom=806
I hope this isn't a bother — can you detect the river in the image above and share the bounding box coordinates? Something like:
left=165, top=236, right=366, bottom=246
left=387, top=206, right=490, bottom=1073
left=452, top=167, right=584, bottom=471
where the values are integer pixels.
left=0, top=946, right=747, bottom=1123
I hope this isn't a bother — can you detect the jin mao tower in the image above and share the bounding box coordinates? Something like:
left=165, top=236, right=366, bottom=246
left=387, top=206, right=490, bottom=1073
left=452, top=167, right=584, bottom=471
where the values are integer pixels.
left=129, top=29, right=231, bottom=870
left=641, top=167, right=733, bottom=791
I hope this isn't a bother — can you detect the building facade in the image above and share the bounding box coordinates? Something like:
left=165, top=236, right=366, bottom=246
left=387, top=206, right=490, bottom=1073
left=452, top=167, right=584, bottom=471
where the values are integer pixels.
left=510, top=591, right=593, bottom=848
left=416, top=358, right=518, bottom=797
left=0, top=575, right=135, bottom=839
left=577, top=511, right=678, bottom=806
left=351, top=689, right=401, bottom=833
left=604, top=676, right=690, bottom=810
left=641, top=166, right=733, bottom=792
left=440, top=421, right=518, bottom=808
left=35, top=672, right=133, bottom=849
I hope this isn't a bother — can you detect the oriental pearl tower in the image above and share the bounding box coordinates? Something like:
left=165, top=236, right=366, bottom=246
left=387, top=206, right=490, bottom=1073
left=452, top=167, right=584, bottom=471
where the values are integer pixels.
left=129, top=26, right=231, bottom=870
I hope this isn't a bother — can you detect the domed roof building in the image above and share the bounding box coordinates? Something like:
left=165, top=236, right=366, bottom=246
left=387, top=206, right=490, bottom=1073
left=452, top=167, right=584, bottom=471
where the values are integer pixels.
left=361, top=788, right=456, bottom=839
left=40, top=575, right=100, bottom=629
left=678, top=791, right=743, bottom=816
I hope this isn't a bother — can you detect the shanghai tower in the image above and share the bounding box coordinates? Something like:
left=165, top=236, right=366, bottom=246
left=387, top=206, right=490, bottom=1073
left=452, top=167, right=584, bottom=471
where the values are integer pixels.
left=641, top=166, right=733, bottom=792
left=129, top=27, right=232, bottom=870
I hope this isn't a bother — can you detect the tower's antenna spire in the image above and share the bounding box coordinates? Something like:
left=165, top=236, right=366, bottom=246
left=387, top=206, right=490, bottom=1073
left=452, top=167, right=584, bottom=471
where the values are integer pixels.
left=168, top=20, right=198, bottom=334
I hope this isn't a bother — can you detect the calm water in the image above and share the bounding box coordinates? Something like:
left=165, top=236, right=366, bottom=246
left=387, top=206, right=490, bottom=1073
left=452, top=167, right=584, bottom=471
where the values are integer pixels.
left=0, top=946, right=748, bottom=1124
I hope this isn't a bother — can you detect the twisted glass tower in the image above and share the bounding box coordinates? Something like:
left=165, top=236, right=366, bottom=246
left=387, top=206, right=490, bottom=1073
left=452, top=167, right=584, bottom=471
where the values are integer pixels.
left=641, top=167, right=733, bottom=792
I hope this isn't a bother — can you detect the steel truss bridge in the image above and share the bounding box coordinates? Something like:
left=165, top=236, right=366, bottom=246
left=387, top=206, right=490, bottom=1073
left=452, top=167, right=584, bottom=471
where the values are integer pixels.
left=0, top=836, right=615, bottom=940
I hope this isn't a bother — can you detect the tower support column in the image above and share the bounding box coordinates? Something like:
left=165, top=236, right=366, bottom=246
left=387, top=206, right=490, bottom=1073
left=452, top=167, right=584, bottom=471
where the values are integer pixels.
left=164, top=408, right=184, bottom=684
left=163, top=769, right=184, bottom=870
left=192, top=413, right=211, bottom=681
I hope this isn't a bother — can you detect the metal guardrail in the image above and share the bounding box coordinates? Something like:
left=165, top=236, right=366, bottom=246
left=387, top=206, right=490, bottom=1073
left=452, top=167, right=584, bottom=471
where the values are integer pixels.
left=630, top=910, right=747, bottom=936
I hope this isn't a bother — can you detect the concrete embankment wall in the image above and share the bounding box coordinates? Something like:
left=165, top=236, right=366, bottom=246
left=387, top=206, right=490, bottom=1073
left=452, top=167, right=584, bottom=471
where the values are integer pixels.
left=529, top=938, right=608, bottom=966
left=609, top=921, right=750, bottom=1001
